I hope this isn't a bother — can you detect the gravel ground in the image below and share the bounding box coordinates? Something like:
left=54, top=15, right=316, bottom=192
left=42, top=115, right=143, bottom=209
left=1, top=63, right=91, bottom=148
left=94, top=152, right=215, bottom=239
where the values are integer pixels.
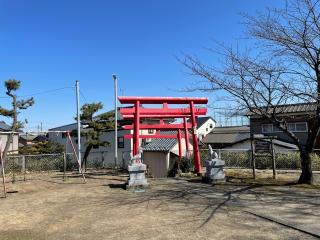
left=0, top=170, right=319, bottom=240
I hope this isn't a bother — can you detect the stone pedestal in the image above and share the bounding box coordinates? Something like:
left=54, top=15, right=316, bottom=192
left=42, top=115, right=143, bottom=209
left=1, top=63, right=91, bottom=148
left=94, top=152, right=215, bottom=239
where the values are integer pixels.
left=127, top=163, right=148, bottom=187
left=205, top=158, right=226, bottom=182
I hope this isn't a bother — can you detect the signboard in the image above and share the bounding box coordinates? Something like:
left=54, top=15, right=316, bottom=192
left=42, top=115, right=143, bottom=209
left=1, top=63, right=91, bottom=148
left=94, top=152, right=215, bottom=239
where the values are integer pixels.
left=255, top=140, right=271, bottom=154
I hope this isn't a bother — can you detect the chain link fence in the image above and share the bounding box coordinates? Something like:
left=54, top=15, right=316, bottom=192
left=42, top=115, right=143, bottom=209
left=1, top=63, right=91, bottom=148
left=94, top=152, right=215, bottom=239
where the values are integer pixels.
left=2, top=153, right=86, bottom=182
left=199, top=148, right=320, bottom=171
left=1, top=151, right=127, bottom=183
left=3, top=154, right=65, bottom=182
left=197, top=148, right=320, bottom=182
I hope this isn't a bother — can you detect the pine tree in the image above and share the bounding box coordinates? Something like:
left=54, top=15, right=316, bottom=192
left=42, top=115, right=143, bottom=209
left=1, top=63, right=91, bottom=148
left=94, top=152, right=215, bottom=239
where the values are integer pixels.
left=79, top=102, right=114, bottom=170
left=0, top=79, right=34, bottom=161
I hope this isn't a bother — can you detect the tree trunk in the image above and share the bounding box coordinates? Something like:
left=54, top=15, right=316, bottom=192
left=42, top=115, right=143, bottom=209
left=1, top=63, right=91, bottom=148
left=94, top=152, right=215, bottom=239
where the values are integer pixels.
left=1, top=133, right=13, bottom=168
left=298, top=150, right=313, bottom=184
left=82, top=145, right=93, bottom=172
left=2, top=95, right=17, bottom=164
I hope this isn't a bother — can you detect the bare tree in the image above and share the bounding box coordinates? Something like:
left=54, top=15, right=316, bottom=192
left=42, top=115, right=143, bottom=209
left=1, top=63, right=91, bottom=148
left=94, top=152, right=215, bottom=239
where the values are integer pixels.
left=181, top=0, right=320, bottom=184
left=0, top=79, right=34, bottom=162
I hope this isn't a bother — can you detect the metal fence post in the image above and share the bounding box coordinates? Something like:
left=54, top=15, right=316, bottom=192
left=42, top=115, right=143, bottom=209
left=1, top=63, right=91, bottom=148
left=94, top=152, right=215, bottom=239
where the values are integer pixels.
left=22, top=155, right=26, bottom=181
left=271, top=140, right=277, bottom=179
left=250, top=136, right=256, bottom=179
left=63, top=152, right=66, bottom=181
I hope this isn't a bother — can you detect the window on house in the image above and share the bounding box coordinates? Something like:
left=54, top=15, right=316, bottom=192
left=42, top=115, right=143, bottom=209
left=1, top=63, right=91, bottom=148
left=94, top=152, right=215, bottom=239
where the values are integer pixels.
left=148, top=129, right=154, bottom=134
left=262, top=124, right=273, bottom=133
left=209, top=124, right=213, bottom=129
left=288, top=122, right=308, bottom=132
left=118, top=137, right=124, bottom=148
left=262, top=122, right=308, bottom=133
left=288, top=123, right=296, bottom=132
left=93, top=145, right=99, bottom=149
left=296, top=122, right=307, bottom=132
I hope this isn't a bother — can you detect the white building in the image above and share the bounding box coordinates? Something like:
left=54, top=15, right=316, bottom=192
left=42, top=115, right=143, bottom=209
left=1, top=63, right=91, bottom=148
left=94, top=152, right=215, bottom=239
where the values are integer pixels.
left=48, top=123, right=132, bottom=168
left=0, top=121, right=19, bottom=155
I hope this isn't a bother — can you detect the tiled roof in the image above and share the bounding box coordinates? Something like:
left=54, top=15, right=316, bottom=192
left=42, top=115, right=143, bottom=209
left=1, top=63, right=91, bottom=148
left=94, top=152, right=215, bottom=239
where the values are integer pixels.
left=247, top=102, right=316, bottom=116
left=19, top=134, right=38, bottom=141
left=143, top=138, right=177, bottom=152
left=143, top=131, right=177, bottom=152
left=210, top=125, right=250, bottom=133
left=0, top=121, right=11, bottom=131
left=204, top=125, right=250, bottom=144
left=204, top=132, right=250, bottom=144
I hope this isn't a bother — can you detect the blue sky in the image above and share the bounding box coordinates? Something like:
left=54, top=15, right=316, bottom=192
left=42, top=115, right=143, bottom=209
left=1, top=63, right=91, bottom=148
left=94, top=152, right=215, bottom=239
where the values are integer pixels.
left=0, top=0, right=283, bottom=131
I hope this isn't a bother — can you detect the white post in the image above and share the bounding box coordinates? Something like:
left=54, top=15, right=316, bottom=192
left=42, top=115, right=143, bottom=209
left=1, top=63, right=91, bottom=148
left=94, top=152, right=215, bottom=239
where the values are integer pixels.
left=76, top=80, right=81, bottom=172
left=113, top=74, right=118, bottom=168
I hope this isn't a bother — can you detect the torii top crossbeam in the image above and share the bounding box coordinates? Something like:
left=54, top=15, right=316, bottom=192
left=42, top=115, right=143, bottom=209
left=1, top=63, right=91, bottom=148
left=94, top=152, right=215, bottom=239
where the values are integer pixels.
left=118, top=96, right=208, bottom=104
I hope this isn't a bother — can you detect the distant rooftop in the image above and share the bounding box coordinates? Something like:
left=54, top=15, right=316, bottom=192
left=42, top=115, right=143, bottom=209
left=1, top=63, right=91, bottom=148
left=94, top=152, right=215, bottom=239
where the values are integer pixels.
left=0, top=121, right=11, bottom=131
left=247, top=102, right=316, bottom=117
left=203, top=125, right=250, bottom=144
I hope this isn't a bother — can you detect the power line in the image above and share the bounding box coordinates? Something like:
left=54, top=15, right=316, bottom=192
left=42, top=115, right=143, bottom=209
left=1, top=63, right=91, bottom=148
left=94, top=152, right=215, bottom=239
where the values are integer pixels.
left=79, top=89, right=88, bottom=103
left=18, top=86, right=74, bottom=98
left=0, top=86, right=74, bottom=98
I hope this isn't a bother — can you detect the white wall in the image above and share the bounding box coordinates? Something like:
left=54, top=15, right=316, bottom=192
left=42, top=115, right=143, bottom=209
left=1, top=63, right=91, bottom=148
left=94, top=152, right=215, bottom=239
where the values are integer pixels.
left=170, top=118, right=215, bottom=156
left=48, top=124, right=132, bottom=167
left=197, top=118, right=215, bottom=141
left=170, top=138, right=193, bottom=156
left=0, top=133, right=19, bottom=154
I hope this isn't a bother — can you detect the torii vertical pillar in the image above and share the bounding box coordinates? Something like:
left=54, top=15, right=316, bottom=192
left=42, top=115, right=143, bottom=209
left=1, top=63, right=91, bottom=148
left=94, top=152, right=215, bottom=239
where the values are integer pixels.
left=190, top=101, right=201, bottom=173
left=177, top=129, right=182, bottom=158
left=133, top=100, right=140, bottom=156
left=183, top=117, right=190, bottom=157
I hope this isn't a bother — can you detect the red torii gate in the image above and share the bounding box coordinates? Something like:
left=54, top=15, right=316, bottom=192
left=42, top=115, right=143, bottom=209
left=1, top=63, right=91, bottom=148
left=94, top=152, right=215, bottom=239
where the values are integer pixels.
left=119, top=96, right=208, bottom=173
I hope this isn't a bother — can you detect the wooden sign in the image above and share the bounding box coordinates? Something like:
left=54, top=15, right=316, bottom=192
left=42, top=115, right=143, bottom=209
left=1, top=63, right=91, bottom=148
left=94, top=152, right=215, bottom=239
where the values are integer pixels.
left=255, top=141, right=271, bottom=154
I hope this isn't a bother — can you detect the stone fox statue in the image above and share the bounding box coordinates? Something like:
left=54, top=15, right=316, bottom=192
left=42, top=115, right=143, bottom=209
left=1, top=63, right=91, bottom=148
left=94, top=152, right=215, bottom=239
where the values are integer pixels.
left=208, top=145, right=218, bottom=160
left=205, top=145, right=225, bottom=181
left=130, top=148, right=143, bottom=165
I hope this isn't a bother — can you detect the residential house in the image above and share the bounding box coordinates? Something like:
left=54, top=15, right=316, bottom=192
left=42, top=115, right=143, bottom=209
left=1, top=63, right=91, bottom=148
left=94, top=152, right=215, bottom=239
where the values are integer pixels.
left=203, top=124, right=298, bottom=153
left=248, top=102, right=314, bottom=147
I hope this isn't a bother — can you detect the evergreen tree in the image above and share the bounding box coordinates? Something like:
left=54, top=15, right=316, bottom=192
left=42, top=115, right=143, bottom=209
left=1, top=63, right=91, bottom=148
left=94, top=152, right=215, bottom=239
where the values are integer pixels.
left=0, top=79, right=34, bottom=161
left=79, top=102, right=114, bottom=170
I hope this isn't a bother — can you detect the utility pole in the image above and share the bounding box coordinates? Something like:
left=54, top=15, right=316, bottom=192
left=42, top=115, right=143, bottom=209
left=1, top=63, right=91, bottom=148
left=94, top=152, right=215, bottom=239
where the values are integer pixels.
left=113, top=74, right=118, bottom=169
left=76, top=80, right=81, bottom=172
